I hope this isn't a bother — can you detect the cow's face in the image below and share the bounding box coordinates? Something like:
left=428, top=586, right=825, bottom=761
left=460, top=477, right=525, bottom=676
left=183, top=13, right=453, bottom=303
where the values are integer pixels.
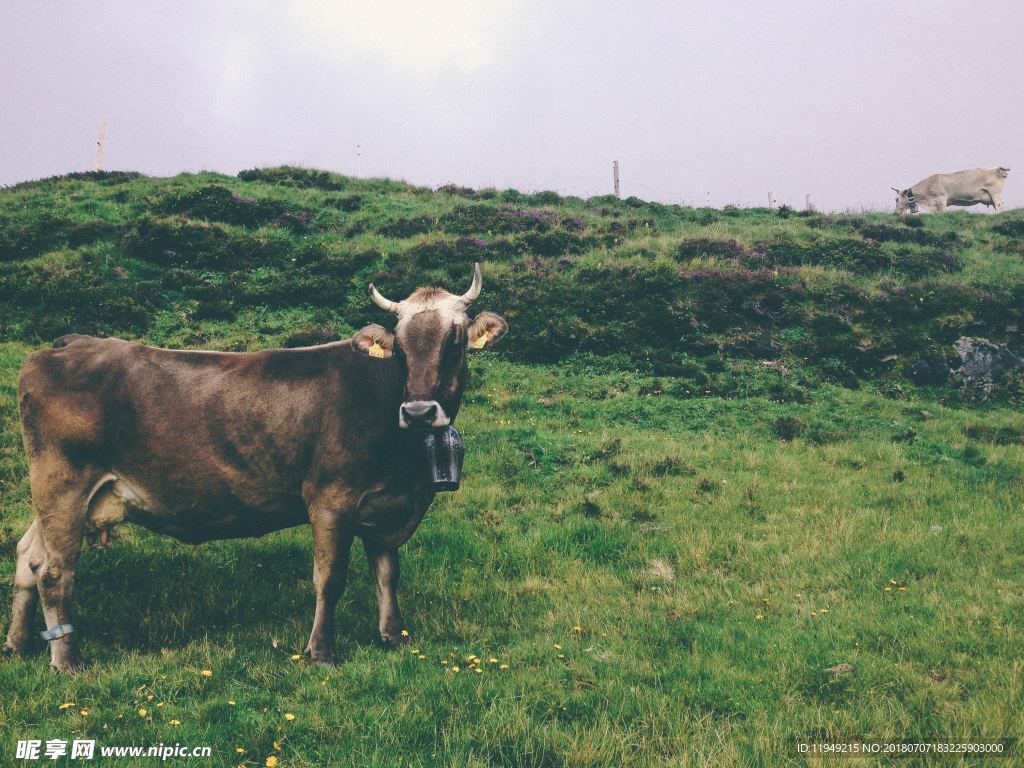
left=893, top=187, right=910, bottom=214
left=353, top=264, right=508, bottom=429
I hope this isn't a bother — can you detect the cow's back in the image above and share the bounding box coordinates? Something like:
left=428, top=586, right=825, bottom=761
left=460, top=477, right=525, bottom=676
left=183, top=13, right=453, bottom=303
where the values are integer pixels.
left=20, top=334, right=406, bottom=492
left=919, top=168, right=1006, bottom=195
left=18, top=334, right=411, bottom=541
left=19, top=335, right=315, bottom=469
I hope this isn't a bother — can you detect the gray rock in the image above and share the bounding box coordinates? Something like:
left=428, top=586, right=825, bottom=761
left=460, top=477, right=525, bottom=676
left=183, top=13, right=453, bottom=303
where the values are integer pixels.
left=954, top=337, right=1021, bottom=379
left=951, top=337, right=1023, bottom=403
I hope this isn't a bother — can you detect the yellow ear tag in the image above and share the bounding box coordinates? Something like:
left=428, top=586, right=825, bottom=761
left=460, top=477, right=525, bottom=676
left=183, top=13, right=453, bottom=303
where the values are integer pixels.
left=367, top=342, right=386, bottom=358
left=471, top=331, right=490, bottom=350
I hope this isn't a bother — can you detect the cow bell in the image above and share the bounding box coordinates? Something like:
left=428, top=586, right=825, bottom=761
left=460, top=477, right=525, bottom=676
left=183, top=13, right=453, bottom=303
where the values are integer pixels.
left=421, top=426, right=464, bottom=492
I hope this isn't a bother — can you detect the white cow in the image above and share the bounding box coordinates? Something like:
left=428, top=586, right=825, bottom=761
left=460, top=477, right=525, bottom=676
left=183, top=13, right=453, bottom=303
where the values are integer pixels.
left=893, top=167, right=1009, bottom=213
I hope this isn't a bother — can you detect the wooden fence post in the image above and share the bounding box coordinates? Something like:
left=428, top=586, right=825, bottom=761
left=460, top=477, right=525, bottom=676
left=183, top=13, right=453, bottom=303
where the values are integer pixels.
left=95, top=120, right=106, bottom=172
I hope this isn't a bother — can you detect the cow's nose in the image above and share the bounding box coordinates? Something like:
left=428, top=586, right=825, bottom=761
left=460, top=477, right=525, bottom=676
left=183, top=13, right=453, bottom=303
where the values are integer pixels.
left=400, top=400, right=439, bottom=428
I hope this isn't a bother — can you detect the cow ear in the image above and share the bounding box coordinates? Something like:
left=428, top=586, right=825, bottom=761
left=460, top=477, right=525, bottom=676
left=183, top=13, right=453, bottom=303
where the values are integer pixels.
left=353, top=324, right=395, bottom=359
left=467, top=312, right=508, bottom=351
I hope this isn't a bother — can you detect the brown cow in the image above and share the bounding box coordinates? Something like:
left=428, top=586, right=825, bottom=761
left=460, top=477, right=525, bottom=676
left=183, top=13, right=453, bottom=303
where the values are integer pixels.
left=3, top=264, right=507, bottom=671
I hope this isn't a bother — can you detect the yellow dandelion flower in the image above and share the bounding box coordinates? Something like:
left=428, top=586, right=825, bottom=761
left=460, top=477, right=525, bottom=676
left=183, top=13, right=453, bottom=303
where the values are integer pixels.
left=756, top=614, right=764, bottom=620
left=820, top=608, right=829, bottom=613
left=898, top=587, right=907, bottom=592
left=59, top=703, right=76, bottom=710
left=418, top=655, right=426, bottom=660
left=283, top=713, right=296, bottom=721
left=200, top=670, right=213, bottom=677
left=475, top=668, right=483, bottom=674
left=80, top=709, right=89, bottom=716
left=400, top=629, right=410, bottom=637
left=499, top=664, right=509, bottom=670
left=138, top=708, right=148, bottom=717
left=451, top=666, right=460, bottom=673
left=265, top=757, right=278, bottom=768
left=236, top=748, right=246, bottom=754
left=156, top=703, right=165, bottom=708
left=169, top=719, right=181, bottom=726
left=228, top=700, right=236, bottom=706
left=146, top=694, right=154, bottom=702
left=290, top=654, right=301, bottom=661
left=411, top=648, right=420, bottom=654
left=572, top=626, right=582, bottom=633
left=488, top=657, right=498, bottom=663
left=553, top=643, right=562, bottom=650
left=273, top=741, right=281, bottom=751
left=441, top=660, right=449, bottom=665
left=137, top=685, right=147, bottom=692
left=557, top=654, right=565, bottom=659
left=795, top=592, right=803, bottom=597
left=884, top=587, right=893, bottom=592
left=890, top=579, right=898, bottom=585
left=465, top=655, right=475, bottom=662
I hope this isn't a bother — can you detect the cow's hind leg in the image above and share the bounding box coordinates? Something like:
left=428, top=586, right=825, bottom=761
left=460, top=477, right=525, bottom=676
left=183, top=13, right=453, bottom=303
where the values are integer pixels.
left=31, top=480, right=90, bottom=671
left=363, top=540, right=407, bottom=648
left=3, top=520, right=44, bottom=656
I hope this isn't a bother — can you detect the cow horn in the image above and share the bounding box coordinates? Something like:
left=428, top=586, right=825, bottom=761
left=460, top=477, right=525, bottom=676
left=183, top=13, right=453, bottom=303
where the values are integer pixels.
left=459, top=263, right=482, bottom=304
left=891, top=187, right=900, bottom=193
left=369, top=284, right=402, bottom=314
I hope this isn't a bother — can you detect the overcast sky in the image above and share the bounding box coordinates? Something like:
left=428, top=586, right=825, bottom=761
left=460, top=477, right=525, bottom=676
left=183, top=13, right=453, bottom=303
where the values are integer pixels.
left=2, top=1, right=1021, bottom=211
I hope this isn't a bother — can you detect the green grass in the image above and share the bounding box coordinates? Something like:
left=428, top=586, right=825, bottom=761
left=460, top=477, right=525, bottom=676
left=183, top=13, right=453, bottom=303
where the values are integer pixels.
left=2, top=168, right=1023, bottom=398
left=1, top=170, right=1023, bottom=765
left=1, top=344, right=1022, bottom=766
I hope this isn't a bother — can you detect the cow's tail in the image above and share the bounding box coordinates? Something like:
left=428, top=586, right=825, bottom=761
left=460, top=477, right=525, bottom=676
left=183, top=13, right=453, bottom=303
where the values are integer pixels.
left=997, top=167, right=1010, bottom=178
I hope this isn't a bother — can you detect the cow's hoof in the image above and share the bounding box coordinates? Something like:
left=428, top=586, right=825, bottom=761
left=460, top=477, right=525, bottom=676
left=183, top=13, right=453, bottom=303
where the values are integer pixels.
left=50, top=658, right=88, bottom=673
left=379, top=632, right=410, bottom=650
left=303, top=645, right=336, bottom=666
left=3, top=639, right=33, bottom=659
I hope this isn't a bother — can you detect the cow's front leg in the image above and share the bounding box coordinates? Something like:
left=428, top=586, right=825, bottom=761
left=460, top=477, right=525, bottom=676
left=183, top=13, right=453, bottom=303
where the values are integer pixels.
left=304, top=520, right=354, bottom=665
left=363, top=540, right=407, bottom=648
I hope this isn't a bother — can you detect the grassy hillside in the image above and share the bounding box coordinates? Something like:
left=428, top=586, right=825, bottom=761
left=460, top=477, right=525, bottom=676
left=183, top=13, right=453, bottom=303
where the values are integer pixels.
left=0, top=170, right=1022, bottom=766
left=2, top=167, right=1023, bottom=399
